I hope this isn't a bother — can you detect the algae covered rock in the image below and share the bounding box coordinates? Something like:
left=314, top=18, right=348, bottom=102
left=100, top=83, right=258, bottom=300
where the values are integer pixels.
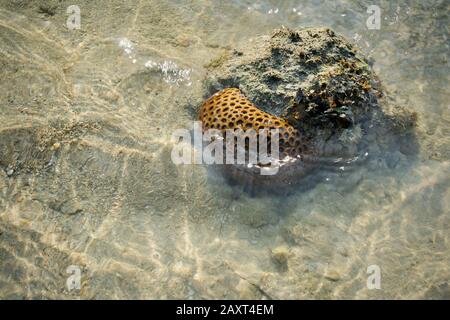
left=201, top=27, right=417, bottom=190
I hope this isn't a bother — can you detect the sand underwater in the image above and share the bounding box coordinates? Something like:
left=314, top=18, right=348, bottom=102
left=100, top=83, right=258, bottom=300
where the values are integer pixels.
left=0, top=1, right=449, bottom=299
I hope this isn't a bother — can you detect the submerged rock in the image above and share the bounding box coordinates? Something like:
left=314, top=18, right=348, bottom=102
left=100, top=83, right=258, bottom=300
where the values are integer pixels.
left=270, top=246, right=290, bottom=271
left=201, top=27, right=417, bottom=191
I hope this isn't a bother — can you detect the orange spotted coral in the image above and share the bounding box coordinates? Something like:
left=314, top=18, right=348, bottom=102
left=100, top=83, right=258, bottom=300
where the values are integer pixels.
left=199, top=88, right=306, bottom=157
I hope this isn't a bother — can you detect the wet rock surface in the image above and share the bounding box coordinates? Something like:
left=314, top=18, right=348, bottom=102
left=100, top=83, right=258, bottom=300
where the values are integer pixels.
left=203, top=27, right=418, bottom=190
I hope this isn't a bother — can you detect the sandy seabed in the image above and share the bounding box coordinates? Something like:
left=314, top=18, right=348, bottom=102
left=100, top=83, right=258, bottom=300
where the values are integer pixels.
left=0, top=0, right=449, bottom=299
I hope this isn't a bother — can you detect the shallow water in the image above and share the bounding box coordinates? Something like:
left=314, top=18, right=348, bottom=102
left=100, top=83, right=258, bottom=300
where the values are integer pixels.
left=0, top=0, right=449, bottom=299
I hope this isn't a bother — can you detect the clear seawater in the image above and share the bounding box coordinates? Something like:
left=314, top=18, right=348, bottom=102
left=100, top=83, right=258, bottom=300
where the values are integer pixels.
left=0, top=0, right=448, bottom=299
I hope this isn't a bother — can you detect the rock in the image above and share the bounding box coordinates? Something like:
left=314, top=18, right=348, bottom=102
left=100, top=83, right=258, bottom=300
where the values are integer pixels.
left=200, top=27, right=418, bottom=190
left=37, top=4, right=58, bottom=16
left=270, top=246, right=290, bottom=271
left=50, top=198, right=83, bottom=215
left=174, top=34, right=196, bottom=47
left=6, top=166, right=14, bottom=177
left=51, top=142, right=61, bottom=151
left=236, top=279, right=260, bottom=299
left=324, top=270, right=341, bottom=282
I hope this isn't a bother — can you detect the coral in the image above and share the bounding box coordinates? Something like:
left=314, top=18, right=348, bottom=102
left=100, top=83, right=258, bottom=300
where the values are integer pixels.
left=199, top=88, right=306, bottom=157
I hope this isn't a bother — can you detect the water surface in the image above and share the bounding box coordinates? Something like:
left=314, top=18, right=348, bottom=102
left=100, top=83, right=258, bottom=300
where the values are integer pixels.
left=0, top=0, right=449, bottom=299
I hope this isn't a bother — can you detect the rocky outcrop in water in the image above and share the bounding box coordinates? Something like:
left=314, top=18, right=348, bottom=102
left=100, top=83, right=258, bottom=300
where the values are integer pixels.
left=202, top=27, right=417, bottom=191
